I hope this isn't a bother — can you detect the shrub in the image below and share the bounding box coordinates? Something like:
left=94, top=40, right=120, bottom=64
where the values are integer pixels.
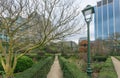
left=61, top=53, right=71, bottom=59
left=91, top=62, right=104, bottom=73
left=0, top=56, right=33, bottom=73
left=15, top=56, right=54, bottom=78
left=15, top=56, right=34, bottom=73
left=115, top=56, right=120, bottom=61
left=0, top=62, right=4, bottom=71
left=98, top=57, right=117, bottom=78
left=26, top=53, right=44, bottom=61
left=59, top=56, right=88, bottom=78
left=92, top=56, right=107, bottom=62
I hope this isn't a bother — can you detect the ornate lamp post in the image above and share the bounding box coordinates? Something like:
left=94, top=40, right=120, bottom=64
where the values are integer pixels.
left=82, top=5, right=95, bottom=77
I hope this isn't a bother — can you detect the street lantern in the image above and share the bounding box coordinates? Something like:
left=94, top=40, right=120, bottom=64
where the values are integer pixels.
left=82, top=5, right=95, bottom=22
left=82, top=5, right=95, bottom=77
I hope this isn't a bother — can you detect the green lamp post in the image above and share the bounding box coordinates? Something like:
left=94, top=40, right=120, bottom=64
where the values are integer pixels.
left=82, top=5, right=95, bottom=77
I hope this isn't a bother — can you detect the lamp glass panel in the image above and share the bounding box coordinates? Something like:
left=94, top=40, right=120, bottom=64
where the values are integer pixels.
left=84, top=9, right=92, bottom=16
left=84, top=9, right=92, bottom=20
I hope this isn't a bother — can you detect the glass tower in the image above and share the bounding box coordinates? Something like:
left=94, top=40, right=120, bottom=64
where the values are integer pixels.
left=94, top=0, right=120, bottom=40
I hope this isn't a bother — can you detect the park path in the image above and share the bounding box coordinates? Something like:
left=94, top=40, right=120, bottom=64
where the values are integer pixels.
left=47, top=55, right=63, bottom=78
left=111, top=56, right=120, bottom=78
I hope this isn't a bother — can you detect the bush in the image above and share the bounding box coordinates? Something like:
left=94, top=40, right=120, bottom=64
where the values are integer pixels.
left=26, top=53, right=44, bottom=61
left=92, top=56, right=107, bottom=62
left=115, top=56, right=120, bottom=61
left=0, top=56, right=33, bottom=73
left=98, top=57, right=117, bottom=78
left=61, top=53, right=71, bottom=59
left=59, top=56, right=88, bottom=78
left=15, top=56, right=54, bottom=78
left=91, top=62, right=104, bottom=73
left=15, top=56, right=33, bottom=73
left=0, top=62, right=4, bottom=71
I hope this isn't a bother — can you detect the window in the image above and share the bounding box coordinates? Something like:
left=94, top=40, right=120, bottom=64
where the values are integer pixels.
left=114, top=0, right=120, bottom=33
left=103, top=0, right=107, bottom=5
left=97, top=1, right=101, bottom=7
left=108, top=0, right=113, bottom=3
left=97, top=7, right=102, bottom=39
left=103, top=5, right=108, bottom=39
left=108, top=3, right=114, bottom=35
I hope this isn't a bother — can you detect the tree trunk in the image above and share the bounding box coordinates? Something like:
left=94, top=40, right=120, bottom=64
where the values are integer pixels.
left=5, top=71, right=14, bottom=78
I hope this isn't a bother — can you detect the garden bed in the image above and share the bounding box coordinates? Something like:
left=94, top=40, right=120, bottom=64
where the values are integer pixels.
left=15, top=56, right=54, bottom=78
left=59, top=56, right=88, bottom=78
left=98, top=57, right=117, bottom=78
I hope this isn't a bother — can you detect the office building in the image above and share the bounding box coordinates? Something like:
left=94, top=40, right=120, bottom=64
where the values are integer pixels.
left=94, top=0, right=120, bottom=40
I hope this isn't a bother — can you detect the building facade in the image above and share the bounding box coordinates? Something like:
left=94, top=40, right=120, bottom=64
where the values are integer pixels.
left=94, top=0, right=120, bottom=40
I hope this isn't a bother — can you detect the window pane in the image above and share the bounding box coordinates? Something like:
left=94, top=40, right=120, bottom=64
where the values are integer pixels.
left=94, top=7, right=97, bottom=39
left=97, top=7, right=102, bottom=39
left=114, top=0, right=120, bottom=33
left=97, top=1, right=101, bottom=7
left=103, top=0, right=107, bottom=5
left=108, top=0, right=113, bottom=3
left=103, top=5, right=108, bottom=39
left=108, top=3, right=114, bottom=35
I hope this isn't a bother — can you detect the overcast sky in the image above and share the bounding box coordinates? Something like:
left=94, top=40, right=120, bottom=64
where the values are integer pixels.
left=66, top=0, right=99, bottom=43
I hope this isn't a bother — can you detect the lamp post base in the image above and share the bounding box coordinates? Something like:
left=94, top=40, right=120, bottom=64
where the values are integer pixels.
left=87, top=67, right=92, bottom=77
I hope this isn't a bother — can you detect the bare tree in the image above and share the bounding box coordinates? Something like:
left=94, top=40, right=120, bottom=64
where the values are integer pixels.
left=0, top=0, right=38, bottom=77
left=108, top=32, right=120, bottom=55
left=0, top=0, right=84, bottom=77
left=30, top=0, right=84, bottom=44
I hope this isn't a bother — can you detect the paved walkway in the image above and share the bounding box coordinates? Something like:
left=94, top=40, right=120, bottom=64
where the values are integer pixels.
left=47, top=56, right=63, bottom=78
left=111, top=56, right=120, bottom=78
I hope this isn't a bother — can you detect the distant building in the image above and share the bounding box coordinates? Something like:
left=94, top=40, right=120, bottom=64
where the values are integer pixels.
left=79, top=37, right=87, bottom=53
left=79, top=37, right=87, bottom=42
left=94, top=0, right=120, bottom=40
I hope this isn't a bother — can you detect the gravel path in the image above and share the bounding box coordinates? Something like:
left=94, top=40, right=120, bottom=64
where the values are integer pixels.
left=47, top=56, right=63, bottom=78
left=111, top=56, right=120, bottom=78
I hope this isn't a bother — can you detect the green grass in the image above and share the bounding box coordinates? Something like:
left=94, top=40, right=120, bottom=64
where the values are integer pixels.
left=98, top=57, right=117, bottom=78
left=59, top=56, right=88, bottom=78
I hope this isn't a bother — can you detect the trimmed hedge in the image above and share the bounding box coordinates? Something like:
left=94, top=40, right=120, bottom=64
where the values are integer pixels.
left=59, top=56, right=88, bottom=78
left=92, top=56, right=107, bottom=62
left=15, top=56, right=54, bottom=78
left=115, top=56, right=120, bottom=61
left=98, top=57, right=117, bottom=78
left=0, top=56, right=33, bottom=73
left=91, top=62, right=104, bottom=73
left=15, top=56, right=33, bottom=73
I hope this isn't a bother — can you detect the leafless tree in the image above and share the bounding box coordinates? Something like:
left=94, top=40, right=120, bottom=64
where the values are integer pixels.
left=0, top=0, right=39, bottom=77
left=30, top=0, right=84, bottom=44
left=108, top=32, right=120, bottom=55
left=0, top=0, right=84, bottom=77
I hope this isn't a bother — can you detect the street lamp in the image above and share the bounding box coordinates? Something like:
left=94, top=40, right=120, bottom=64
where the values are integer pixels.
left=82, top=5, right=95, bottom=77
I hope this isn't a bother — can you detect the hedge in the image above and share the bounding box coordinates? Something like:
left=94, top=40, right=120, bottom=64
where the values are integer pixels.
left=98, top=57, right=117, bottom=78
left=91, top=62, right=104, bottom=73
left=15, top=56, right=34, bottom=73
left=114, top=56, right=120, bottom=61
left=15, top=56, right=54, bottom=78
left=92, top=56, right=107, bottom=62
left=59, top=56, right=88, bottom=78
left=0, top=56, right=33, bottom=73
